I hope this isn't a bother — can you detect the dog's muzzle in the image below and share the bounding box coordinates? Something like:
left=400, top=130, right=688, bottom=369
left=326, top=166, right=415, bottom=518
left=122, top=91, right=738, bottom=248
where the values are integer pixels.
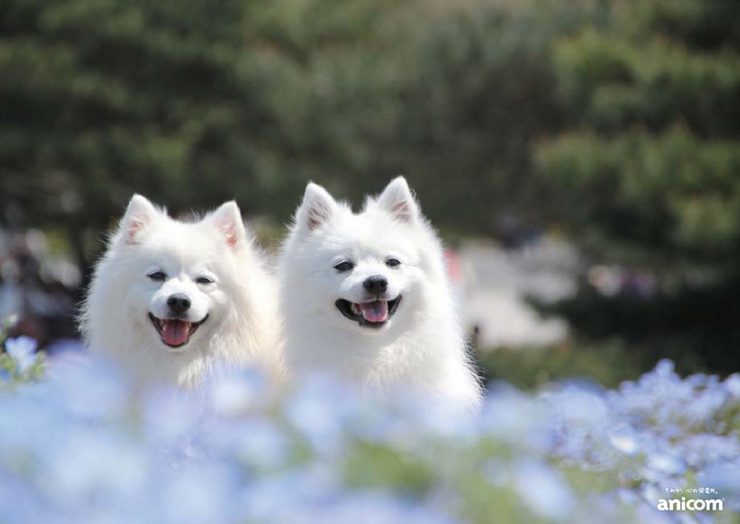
left=149, top=313, right=209, bottom=348
left=335, top=296, right=402, bottom=328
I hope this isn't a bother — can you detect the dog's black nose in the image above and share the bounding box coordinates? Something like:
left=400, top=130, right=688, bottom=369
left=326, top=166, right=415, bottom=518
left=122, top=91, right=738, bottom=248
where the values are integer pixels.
left=167, top=294, right=191, bottom=314
left=363, top=275, right=388, bottom=294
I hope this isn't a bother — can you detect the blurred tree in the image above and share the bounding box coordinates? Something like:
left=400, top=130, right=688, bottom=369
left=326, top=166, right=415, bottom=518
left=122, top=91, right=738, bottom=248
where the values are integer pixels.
left=535, top=0, right=740, bottom=374
left=0, top=0, right=274, bottom=272
left=299, top=2, right=586, bottom=236
left=0, top=0, right=398, bottom=272
left=359, top=6, right=567, bottom=235
left=3, top=0, right=738, bottom=376
left=0, top=0, right=576, bottom=269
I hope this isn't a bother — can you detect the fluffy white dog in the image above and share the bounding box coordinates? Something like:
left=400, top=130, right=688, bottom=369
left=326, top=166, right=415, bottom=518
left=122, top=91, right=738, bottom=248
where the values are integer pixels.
left=278, top=177, right=481, bottom=407
left=81, top=195, right=282, bottom=388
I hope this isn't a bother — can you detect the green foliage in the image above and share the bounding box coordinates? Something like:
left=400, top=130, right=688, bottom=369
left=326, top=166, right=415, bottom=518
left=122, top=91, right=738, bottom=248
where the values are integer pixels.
left=537, top=0, right=740, bottom=261
left=477, top=340, right=643, bottom=390
left=0, top=318, right=45, bottom=384
left=2, top=0, right=738, bottom=375
left=344, top=441, right=435, bottom=495
left=0, top=0, right=575, bottom=265
left=1, top=0, right=270, bottom=268
left=540, top=275, right=740, bottom=378
left=533, top=0, right=740, bottom=374
left=367, top=6, right=567, bottom=233
left=554, top=30, right=740, bottom=135
left=537, top=127, right=740, bottom=261
left=0, top=351, right=45, bottom=384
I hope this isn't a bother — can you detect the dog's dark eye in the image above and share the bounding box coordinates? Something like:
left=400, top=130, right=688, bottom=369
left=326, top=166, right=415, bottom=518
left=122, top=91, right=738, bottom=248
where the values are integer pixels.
left=386, top=257, right=401, bottom=268
left=196, top=276, right=214, bottom=285
left=334, top=261, right=354, bottom=273
left=147, top=271, right=167, bottom=282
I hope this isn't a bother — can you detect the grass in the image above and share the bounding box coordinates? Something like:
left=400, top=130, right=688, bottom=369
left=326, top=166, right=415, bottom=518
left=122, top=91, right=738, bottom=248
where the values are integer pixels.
left=476, top=338, right=644, bottom=390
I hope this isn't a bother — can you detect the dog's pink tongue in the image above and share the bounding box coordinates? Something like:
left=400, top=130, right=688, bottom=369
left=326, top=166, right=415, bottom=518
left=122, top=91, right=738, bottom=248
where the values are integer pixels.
left=162, top=320, right=191, bottom=346
left=360, top=300, right=389, bottom=323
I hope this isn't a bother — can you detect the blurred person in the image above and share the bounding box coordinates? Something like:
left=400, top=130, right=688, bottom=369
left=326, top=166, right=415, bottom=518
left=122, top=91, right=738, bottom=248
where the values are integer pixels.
left=0, top=230, right=79, bottom=347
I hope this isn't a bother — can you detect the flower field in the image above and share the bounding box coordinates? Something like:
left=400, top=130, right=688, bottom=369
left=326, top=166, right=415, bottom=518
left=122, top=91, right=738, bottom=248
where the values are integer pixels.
left=0, top=336, right=738, bottom=524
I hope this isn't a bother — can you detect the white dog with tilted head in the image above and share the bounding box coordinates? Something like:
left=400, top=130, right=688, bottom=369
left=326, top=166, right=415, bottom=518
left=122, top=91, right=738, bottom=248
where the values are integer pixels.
left=278, top=177, right=481, bottom=408
left=81, top=195, right=282, bottom=389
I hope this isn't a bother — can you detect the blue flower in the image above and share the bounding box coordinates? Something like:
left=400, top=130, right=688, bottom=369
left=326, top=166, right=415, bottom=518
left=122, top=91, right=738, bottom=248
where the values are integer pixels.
left=205, top=366, right=268, bottom=415
left=726, top=373, right=740, bottom=399
left=0, top=353, right=737, bottom=521
left=46, top=355, right=128, bottom=419
left=512, top=459, right=575, bottom=521
left=5, top=336, right=37, bottom=374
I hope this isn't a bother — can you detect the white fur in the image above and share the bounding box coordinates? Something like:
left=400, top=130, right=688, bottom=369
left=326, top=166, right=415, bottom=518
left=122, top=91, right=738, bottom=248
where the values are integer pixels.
left=81, top=195, right=282, bottom=389
left=278, top=177, right=482, bottom=408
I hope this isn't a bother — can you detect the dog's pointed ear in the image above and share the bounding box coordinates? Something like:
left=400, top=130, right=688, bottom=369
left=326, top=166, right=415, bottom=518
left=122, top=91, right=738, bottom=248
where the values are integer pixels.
left=209, top=201, right=247, bottom=249
left=119, top=194, right=160, bottom=245
left=376, top=176, right=419, bottom=224
left=296, top=182, right=337, bottom=233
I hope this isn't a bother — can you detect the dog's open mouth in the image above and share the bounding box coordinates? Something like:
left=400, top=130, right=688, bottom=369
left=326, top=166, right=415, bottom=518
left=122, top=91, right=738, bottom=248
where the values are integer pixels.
left=148, top=313, right=208, bottom=348
left=335, top=296, right=402, bottom=328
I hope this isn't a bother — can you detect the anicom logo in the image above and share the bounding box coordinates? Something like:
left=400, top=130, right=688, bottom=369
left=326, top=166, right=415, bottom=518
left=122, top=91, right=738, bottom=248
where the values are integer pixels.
left=657, top=497, right=724, bottom=512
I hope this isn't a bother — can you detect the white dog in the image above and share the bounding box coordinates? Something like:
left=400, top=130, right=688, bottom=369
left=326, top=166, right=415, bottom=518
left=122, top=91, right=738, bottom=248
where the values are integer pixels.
left=278, top=177, right=481, bottom=407
left=81, top=195, right=282, bottom=388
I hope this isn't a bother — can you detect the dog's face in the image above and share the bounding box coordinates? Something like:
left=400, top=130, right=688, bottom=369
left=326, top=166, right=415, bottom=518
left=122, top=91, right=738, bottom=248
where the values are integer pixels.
left=114, top=196, right=246, bottom=353
left=318, top=216, right=420, bottom=332
left=290, top=177, right=431, bottom=333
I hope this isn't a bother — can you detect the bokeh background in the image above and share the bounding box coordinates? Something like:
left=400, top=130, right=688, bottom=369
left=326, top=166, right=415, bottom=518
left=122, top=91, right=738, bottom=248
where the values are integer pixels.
left=1, top=0, right=739, bottom=387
